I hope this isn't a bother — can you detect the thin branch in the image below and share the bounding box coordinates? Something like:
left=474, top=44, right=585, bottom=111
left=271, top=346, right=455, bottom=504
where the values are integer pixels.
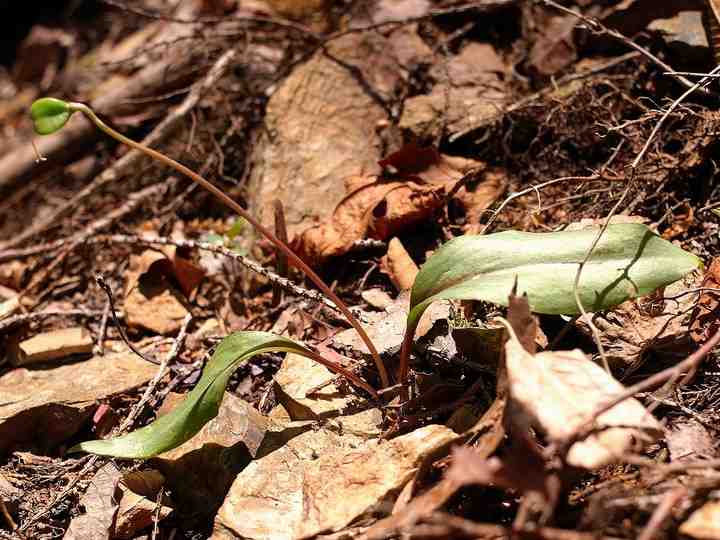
left=481, top=175, right=602, bottom=234
left=0, top=234, right=343, bottom=315
left=117, top=314, right=193, bottom=433
left=16, top=456, right=100, bottom=536
left=632, top=63, right=720, bottom=170
left=95, top=274, right=159, bottom=366
left=637, top=487, right=687, bottom=540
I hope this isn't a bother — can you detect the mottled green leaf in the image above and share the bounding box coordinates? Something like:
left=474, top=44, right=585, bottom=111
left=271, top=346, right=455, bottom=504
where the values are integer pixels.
left=70, top=332, right=316, bottom=458
left=408, top=224, right=701, bottom=334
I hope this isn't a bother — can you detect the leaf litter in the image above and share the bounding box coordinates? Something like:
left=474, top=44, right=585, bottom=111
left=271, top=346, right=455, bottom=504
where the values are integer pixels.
left=6, top=1, right=720, bottom=538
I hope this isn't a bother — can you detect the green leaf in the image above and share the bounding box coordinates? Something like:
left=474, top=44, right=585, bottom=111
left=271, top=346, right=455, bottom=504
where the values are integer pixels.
left=408, top=223, right=701, bottom=333
left=70, top=331, right=316, bottom=458
left=30, top=98, right=73, bottom=135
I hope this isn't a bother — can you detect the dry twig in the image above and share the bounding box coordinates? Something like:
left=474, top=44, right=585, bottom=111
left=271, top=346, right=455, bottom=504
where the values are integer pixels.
left=117, top=313, right=192, bottom=433
left=637, top=487, right=687, bottom=540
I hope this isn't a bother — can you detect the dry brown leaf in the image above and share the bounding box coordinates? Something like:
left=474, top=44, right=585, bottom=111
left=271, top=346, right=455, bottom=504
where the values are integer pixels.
left=528, top=11, right=579, bottom=76
left=401, top=41, right=510, bottom=141
left=247, top=31, right=401, bottom=239
left=381, top=237, right=418, bottom=291
left=366, top=396, right=508, bottom=540
left=114, top=470, right=173, bottom=539
left=447, top=439, right=558, bottom=504
left=295, top=176, right=444, bottom=265
left=126, top=248, right=205, bottom=298
left=661, top=202, right=694, bottom=239
left=504, top=322, right=663, bottom=469
left=648, top=9, right=708, bottom=54
left=364, top=477, right=461, bottom=540
left=680, top=500, right=720, bottom=540
left=575, top=273, right=699, bottom=374
left=295, top=144, right=497, bottom=265
left=457, top=168, right=508, bottom=234
left=63, top=463, right=121, bottom=540
left=690, top=258, right=720, bottom=346
left=430, top=42, right=507, bottom=85
left=332, top=293, right=451, bottom=362
left=124, top=250, right=199, bottom=335
left=0, top=352, right=156, bottom=457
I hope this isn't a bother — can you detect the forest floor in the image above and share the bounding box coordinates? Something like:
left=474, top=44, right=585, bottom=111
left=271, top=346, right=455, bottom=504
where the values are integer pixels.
left=3, top=1, right=720, bottom=539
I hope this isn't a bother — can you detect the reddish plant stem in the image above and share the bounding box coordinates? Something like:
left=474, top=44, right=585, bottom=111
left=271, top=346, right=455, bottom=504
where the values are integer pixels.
left=69, top=102, right=389, bottom=388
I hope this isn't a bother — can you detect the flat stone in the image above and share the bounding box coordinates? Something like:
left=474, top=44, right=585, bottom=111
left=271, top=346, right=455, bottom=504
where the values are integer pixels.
left=0, top=352, right=157, bottom=456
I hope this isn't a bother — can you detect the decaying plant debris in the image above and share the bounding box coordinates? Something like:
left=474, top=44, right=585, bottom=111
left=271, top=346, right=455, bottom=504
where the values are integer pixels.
left=5, top=1, right=720, bottom=539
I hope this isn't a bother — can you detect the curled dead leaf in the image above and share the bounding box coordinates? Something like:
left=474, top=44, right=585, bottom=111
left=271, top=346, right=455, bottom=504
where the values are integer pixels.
left=381, top=237, right=419, bottom=291
left=294, top=177, right=444, bottom=265
left=504, top=324, right=663, bottom=469
left=295, top=144, right=503, bottom=265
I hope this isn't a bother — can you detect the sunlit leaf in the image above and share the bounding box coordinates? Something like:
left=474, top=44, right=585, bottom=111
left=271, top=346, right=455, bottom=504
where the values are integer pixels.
left=70, top=332, right=317, bottom=458
left=407, top=224, right=701, bottom=335
left=30, top=98, right=73, bottom=135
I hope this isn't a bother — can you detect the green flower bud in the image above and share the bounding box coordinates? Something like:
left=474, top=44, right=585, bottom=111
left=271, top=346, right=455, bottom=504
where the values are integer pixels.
left=30, top=97, right=73, bottom=135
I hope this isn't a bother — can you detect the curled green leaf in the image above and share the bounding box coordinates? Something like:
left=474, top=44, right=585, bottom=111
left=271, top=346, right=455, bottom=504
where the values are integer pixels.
left=30, top=97, right=73, bottom=135
left=70, top=331, right=319, bottom=458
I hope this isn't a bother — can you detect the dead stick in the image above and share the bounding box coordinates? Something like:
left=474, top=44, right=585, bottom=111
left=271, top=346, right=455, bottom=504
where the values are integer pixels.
left=95, top=274, right=159, bottom=366
left=0, top=309, right=105, bottom=333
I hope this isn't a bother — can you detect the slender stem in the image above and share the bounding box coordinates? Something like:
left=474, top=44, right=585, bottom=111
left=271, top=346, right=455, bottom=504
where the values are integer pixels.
left=69, top=102, right=389, bottom=388
left=398, top=326, right=414, bottom=401
left=305, top=349, right=379, bottom=399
